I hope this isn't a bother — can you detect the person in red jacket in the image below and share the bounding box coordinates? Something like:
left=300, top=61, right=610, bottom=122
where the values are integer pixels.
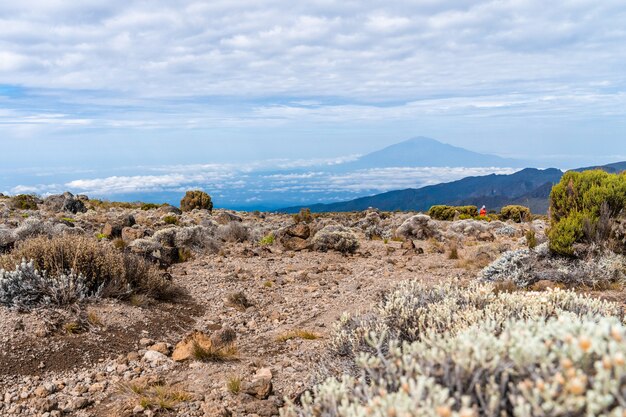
left=479, top=205, right=487, bottom=217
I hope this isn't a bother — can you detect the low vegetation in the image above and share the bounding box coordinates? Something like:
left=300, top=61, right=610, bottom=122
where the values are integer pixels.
left=428, top=205, right=478, bottom=220
left=548, top=170, right=626, bottom=256
left=500, top=204, right=531, bottom=222
left=191, top=341, right=238, bottom=362
left=120, top=381, right=192, bottom=413
left=180, top=190, right=213, bottom=212
left=0, top=235, right=175, bottom=307
left=331, top=280, right=620, bottom=358
left=276, top=329, right=320, bottom=342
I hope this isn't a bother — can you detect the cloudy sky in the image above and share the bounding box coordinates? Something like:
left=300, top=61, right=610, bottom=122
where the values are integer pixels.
left=1, top=0, right=626, bottom=202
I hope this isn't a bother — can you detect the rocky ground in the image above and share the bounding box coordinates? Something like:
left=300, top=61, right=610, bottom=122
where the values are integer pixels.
left=0, top=194, right=544, bottom=416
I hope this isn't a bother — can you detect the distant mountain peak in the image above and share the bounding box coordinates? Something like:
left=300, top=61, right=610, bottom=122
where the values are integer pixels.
left=338, top=136, right=527, bottom=170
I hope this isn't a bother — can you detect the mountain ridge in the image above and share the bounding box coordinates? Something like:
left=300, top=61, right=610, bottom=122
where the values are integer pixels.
left=279, top=162, right=626, bottom=214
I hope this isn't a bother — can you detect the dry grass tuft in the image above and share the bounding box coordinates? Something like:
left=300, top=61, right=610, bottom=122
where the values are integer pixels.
left=226, top=376, right=242, bottom=394
left=63, top=321, right=81, bottom=334
left=276, top=329, right=320, bottom=342
left=87, top=311, right=103, bottom=326
left=447, top=241, right=460, bottom=260
left=191, top=341, right=238, bottom=362
left=120, top=381, right=192, bottom=412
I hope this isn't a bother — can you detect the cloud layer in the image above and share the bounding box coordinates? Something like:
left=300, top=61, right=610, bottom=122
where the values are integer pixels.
left=5, top=161, right=517, bottom=208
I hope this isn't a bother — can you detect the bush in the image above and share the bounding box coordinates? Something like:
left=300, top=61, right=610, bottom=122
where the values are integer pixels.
left=180, top=190, right=213, bottom=212
left=548, top=170, right=626, bottom=256
left=217, top=222, right=250, bottom=243
left=0, top=235, right=173, bottom=300
left=0, top=260, right=90, bottom=309
left=140, top=203, right=163, bottom=210
left=330, top=280, right=620, bottom=358
left=481, top=242, right=626, bottom=289
left=11, top=194, right=39, bottom=210
left=395, top=214, right=439, bottom=240
left=287, top=314, right=626, bottom=417
left=292, top=208, right=313, bottom=224
left=312, top=226, right=359, bottom=254
left=259, top=233, right=275, bottom=246
left=526, top=228, right=537, bottom=249
left=162, top=215, right=179, bottom=225
left=500, top=205, right=531, bottom=222
left=428, top=205, right=477, bottom=221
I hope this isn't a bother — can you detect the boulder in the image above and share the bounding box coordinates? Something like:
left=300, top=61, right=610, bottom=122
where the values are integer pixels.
left=121, top=226, right=146, bottom=242
left=214, top=212, right=243, bottom=225
left=244, top=368, right=273, bottom=400
left=43, top=192, right=87, bottom=214
left=278, top=223, right=312, bottom=251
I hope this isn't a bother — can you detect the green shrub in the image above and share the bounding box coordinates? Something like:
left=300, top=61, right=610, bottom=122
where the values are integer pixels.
left=11, top=194, right=39, bottom=210
left=548, top=170, right=626, bottom=256
left=526, top=229, right=537, bottom=249
left=428, top=205, right=477, bottom=221
left=180, top=190, right=213, bottom=212
left=500, top=205, right=531, bottom=222
left=259, top=233, right=275, bottom=246
left=162, top=215, right=179, bottom=225
left=140, top=203, right=163, bottom=210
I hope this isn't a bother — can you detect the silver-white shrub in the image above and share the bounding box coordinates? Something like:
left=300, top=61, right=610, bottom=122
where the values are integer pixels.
left=331, top=280, right=621, bottom=358
left=285, top=314, right=626, bottom=417
left=396, top=214, right=439, bottom=240
left=312, top=225, right=359, bottom=253
left=481, top=243, right=626, bottom=288
left=0, top=260, right=91, bottom=309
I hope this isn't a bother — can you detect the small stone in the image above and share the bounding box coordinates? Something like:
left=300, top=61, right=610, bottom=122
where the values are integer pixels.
left=143, top=350, right=171, bottom=365
left=69, top=397, right=90, bottom=410
left=139, top=338, right=154, bottom=347
left=34, top=386, right=50, bottom=398
left=148, top=342, right=170, bottom=356
left=132, top=405, right=145, bottom=414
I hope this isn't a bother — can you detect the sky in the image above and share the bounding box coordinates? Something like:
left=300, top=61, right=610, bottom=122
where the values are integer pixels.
left=1, top=0, right=626, bottom=204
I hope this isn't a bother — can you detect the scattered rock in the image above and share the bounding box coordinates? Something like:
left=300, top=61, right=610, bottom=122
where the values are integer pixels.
left=244, top=368, right=273, bottom=400
left=143, top=350, right=171, bottom=365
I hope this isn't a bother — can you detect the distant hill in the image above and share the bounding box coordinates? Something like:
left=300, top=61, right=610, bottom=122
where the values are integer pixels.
left=573, top=161, right=626, bottom=174
left=281, top=160, right=626, bottom=214
left=281, top=168, right=563, bottom=214
left=334, top=137, right=527, bottom=170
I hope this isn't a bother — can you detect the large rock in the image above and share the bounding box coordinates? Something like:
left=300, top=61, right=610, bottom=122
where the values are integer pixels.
left=214, top=212, right=242, bottom=225
left=172, top=331, right=214, bottom=362
left=121, top=226, right=146, bottom=242
left=43, top=192, right=87, bottom=214
left=244, top=368, right=273, bottom=400
left=278, top=223, right=312, bottom=251
left=102, top=215, right=135, bottom=238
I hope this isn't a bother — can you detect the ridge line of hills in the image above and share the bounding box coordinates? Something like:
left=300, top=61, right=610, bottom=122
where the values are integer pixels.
left=279, top=162, right=626, bottom=214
